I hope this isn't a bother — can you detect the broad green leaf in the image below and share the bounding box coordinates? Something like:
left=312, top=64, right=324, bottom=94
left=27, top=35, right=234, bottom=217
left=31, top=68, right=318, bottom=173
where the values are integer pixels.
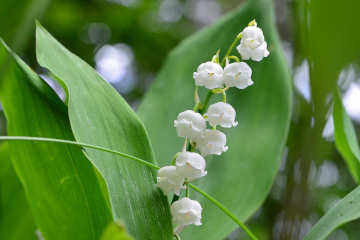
left=100, top=222, right=134, bottom=240
left=0, top=142, right=37, bottom=240
left=36, top=22, right=173, bottom=239
left=0, top=38, right=67, bottom=114
left=333, top=89, right=360, bottom=183
left=303, top=185, right=360, bottom=240
left=0, top=40, right=112, bottom=240
left=137, top=0, right=292, bottom=239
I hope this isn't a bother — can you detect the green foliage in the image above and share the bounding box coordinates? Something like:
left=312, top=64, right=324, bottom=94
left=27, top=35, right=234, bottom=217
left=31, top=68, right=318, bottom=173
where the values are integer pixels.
left=100, top=222, right=134, bottom=240
left=0, top=38, right=67, bottom=113
left=0, top=142, right=37, bottom=240
left=0, top=39, right=112, bottom=239
left=137, top=0, right=292, bottom=239
left=0, top=0, right=50, bottom=52
left=303, top=185, right=360, bottom=240
left=0, top=0, right=359, bottom=238
left=333, top=89, right=360, bottom=183
left=35, top=22, right=173, bottom=239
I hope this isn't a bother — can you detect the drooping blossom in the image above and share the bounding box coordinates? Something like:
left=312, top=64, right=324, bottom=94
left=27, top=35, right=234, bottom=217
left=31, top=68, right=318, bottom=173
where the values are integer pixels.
left=171, top=197, right=202, bottom=226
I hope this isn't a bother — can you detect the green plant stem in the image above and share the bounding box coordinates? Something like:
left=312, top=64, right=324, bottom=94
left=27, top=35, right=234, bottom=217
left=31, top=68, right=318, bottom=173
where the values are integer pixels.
left=220, top=33, right=242, bottom=67
left=189, top=184, right=258, bottom=240
left=198, top=90, right=214, bottom=115
left=185, top=181, right=190, bottom=198
left=213, top=88, right=226, bottom=103
left=0, top=136, right=160, bottom=170
left=0, top=136, right=258, bottom=240
left=227, top=56, right=240, bottom=63
left=198, top=88, right=226, bottom=115
left=171, top=152, right=181, bottom=166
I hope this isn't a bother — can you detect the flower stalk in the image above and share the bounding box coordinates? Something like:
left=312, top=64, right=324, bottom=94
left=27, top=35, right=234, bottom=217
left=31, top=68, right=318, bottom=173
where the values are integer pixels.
left=0, top=136, right=258, bottom=240
left=220, top=32, right=242, bottom=67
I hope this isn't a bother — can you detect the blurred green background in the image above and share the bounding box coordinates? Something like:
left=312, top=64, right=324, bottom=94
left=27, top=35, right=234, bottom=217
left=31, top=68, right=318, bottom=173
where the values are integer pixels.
left=1, top=0, right=360, bottom=239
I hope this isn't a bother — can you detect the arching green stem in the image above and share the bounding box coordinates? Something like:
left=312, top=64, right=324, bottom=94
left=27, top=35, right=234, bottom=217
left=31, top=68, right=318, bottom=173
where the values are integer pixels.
left=189, top=184, right=258, bottom=240
left=171, top=152, right=181, bottom=166
left=0, top=136, right=258, bottom=240
left=227, top=55, right=240, bottom=63
left=198, top=90, right=214, bottom=115
left=220, top=33, right=242, bottom=67
left=0, top=136, right=160, bottom=170
left=213, top=88, right=226, bottom=103
left=198, top=88, right=226, bottom=115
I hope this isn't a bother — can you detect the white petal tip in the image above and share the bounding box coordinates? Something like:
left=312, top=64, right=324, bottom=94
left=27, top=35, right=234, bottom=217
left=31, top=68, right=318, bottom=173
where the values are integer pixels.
left=264, top=50, right=270, bottom=57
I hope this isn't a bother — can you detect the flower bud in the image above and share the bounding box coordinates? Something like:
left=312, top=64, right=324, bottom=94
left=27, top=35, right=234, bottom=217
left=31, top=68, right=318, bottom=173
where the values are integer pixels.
left=223, top=62, right=253, bottom=89
left=176, top=152, right=207, bottom=179
left=174, top=110, right=206, bottom=141
left=207, top=102, right=238, bottom=128
left=193, top=62, right=223, bottom=89
left=241, top=26, right=265, bottom=50
left=155, top=166, right=186, bottom=196
left=236, top=41, right=269, bottom=61
left=196, top=129, right=228, bottom=157
left=171, top=197, right=202, bottom=226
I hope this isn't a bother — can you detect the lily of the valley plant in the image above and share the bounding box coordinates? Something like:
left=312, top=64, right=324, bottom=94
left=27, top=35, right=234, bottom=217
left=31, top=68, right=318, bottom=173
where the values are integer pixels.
left=156, top=19, right=269, bottom=239
left=0, top=19, right=269, bottom=240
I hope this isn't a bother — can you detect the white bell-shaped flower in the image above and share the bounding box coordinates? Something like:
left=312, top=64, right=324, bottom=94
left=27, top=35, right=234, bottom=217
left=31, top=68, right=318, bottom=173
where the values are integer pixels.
left=196, top=129, right=228, bottom=157
left=155, top=166, right=186, bottom=196
left=236, top=41, right=269, bottom=62
left=207, top=102, right=238, bottom=128
left=241, top=26, right=265, bottom=50
left=171, top=197, right=202, bottom=226
left=176, top=152, right=207, bottom=179
left=174, top=110, right=206, bottom=141
left=193, top=62, right=223, bottom=89
left=223, top=62, right=253, bottom=89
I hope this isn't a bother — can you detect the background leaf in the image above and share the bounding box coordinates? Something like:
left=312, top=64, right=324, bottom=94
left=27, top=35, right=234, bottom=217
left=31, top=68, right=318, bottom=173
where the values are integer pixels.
left=0, top=38, right=67, bottom=113
left=0, top=40, right=112, bottom=240
left=0, top=142, right=37, bottom=240
left=0, top=0, right=51, bottom=52
left=303, top=185, right=360, bottom=240
left=36, top=22, right=173, bottom=239
left=137, top=0, right=292, bottom=239
left=100, top=222, right=134, bottom=240
left=333, top=89, right=360, bottom=183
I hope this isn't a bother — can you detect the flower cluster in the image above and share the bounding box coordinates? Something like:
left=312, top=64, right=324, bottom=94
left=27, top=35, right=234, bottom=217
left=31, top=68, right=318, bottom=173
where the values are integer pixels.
left=156, top=20, right=268, bottom=234
left=236, top=25, right=270, bottom=61
left=193, top=61, right=253, bottom=90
